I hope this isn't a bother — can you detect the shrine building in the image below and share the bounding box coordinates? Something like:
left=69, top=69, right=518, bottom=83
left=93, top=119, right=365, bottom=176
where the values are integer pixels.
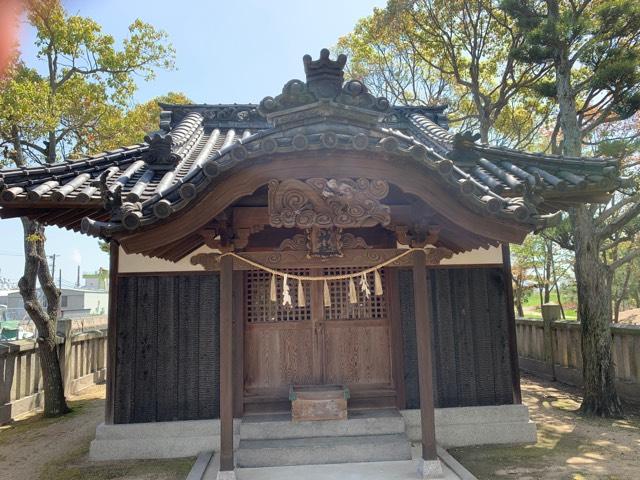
left=0, top=49, right=622, bottom=478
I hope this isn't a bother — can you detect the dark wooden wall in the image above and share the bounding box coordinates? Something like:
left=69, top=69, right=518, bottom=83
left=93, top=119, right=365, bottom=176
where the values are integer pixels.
left=113, top=273, right=220, bottom=424
left=400, top=267, right=514, bottom=409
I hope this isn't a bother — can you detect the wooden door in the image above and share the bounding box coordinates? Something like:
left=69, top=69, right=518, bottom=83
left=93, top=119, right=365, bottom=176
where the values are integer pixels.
left=243, top=268, right=316, bottom=398
left=243, top=267, right=393, bottom=401
left=320, top=267, right=393, bottom=393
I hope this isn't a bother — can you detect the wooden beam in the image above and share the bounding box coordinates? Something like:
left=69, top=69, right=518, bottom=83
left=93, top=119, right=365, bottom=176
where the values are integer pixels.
left=105, top=241, right=119, bottom=424
left=191, top=247, right=455, bottom=271
left=501, top=243, right=523, bottom=404
left=412, top=249, right=438, bottom=461
left=219, top=255, right=235, bottom=472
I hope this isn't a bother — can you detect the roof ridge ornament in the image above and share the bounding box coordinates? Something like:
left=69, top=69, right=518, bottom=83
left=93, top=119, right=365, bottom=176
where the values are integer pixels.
left=258, top=48, right=391, bottom=124
left=303, top=48, right=347, bottom=98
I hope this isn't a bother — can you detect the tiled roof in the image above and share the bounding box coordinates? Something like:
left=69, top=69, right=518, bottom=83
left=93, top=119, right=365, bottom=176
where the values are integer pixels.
left=0, top=49, right=624, bottom=244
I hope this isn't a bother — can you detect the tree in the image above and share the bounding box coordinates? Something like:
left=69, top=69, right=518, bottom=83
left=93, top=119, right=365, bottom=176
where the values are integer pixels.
left=338, top=0, right=552, bottom=147
left=502, top=0, right=640, bottom=416
left=511, top=235, right=573, bottom=317
left=0, top=0, right=174, bottom=416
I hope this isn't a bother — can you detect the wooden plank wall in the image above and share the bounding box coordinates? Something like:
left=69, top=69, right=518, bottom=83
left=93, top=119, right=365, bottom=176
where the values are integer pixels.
left=114, top=274, right=220, bottom=424
left=399, top=267, right=514, bottom=409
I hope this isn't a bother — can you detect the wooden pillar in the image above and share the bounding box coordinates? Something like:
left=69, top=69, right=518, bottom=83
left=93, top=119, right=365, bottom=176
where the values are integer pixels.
left=501, top=243, right=523, bottom=404
left=105, top=241, right=119, bottom=424
left=412, top=249, right=440, bottom=475
left=219, top=255, right=235, bottom=476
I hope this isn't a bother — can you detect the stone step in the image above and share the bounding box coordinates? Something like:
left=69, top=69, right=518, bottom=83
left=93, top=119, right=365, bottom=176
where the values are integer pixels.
left=236, top=433, right=412, bottom=468
left=240, top=408, right=406, bottom=440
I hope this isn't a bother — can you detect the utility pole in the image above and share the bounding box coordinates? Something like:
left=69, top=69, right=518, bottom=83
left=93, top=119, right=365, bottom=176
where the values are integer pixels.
left=49, top=254, right=57, bottom=278
left=58, top=269, right=62, bottom=289
left=76, top=265, right=80, bottom=288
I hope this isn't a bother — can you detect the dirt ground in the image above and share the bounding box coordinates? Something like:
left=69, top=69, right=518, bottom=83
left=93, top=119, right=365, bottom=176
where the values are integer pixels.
left=1, top=376, right=639, bottom=479
left=451, top=374, right=640, bottom=480
left=0, top=384, right=193, bottom=480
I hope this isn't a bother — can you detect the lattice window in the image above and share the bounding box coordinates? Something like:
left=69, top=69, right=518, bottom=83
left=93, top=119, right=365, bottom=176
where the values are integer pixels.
left=323, top=267, right=387, bottom=321
left=245, top=269, right=312, bottom=323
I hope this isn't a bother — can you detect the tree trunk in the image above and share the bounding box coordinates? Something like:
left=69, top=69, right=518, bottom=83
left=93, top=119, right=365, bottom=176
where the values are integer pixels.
left=18, top=218, right=69, bottom=417
left=571, top=207, right=623, bottom=417
left=554, top=42, right=623, bottom=416
left=551, top=253, right=566, bottom=319
left=513, top=274, right=525, bottom=317
left=613, top=264, right=632, bottom=323
left=544, top=240, right=552, bottom=303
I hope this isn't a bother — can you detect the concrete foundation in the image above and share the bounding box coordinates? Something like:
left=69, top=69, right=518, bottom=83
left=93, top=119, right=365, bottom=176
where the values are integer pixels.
left=89, top=419, right=240, bottom=460
left=402, top=404, right=536, bottom=448
left=417, top=459, right=444, bottom=479
left=90, top=404, right=535, bottom=461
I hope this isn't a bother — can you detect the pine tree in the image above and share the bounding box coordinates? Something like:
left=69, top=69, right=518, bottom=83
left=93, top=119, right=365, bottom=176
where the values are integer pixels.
left=501, top=0, right=640, bottom=417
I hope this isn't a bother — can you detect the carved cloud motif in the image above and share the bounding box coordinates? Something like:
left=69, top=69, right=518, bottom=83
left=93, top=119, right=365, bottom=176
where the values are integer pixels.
left=268, top=178, right=391, bottom=229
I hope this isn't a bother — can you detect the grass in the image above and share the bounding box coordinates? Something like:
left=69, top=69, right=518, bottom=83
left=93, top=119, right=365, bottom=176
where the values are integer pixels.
left=518, top=295, right=579, bottom=320
left=41, top=442, right=194, bottom=480
left=520, top=308, right=578, bottom=320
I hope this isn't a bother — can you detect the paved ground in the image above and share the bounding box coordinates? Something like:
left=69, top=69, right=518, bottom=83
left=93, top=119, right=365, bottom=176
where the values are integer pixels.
left=202, top=445, right=463, bottom=479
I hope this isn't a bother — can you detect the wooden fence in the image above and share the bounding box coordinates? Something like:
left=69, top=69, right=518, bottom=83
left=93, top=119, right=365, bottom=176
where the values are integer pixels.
left=0, top=319, right=107, bottom=424
left=516, top=305, right=640, bottom=403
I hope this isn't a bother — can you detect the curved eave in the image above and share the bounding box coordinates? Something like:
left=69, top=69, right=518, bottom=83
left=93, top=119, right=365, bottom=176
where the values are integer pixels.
left=406, top=113, right=622, bottom=202
left=98, top=122, right=559, bottom=257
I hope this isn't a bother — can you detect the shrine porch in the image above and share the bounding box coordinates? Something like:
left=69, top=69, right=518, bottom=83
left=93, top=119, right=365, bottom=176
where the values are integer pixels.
left=199, top=444, right=470, bottom=480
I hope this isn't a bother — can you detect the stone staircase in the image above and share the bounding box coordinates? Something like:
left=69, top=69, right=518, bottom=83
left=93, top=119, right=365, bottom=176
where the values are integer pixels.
left=236, top=409, right=412, bottom=468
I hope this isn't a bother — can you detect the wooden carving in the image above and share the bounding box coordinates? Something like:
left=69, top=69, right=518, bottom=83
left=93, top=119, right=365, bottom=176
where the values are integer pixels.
left=278, top=232, right=371, bottom=252
left=278, top=234, right=308, bottom=251
left=268, top=178, right=390, bottom=229
left=393, top=223, right=441, bottom=248
left=425, top=246, right=454, bottom=264
left=278, top=230, right=371, bottom=258
left=341, top=233, right=370, bottom=250
left=190, top=252, right=221, bottom=270
left=308, top=226, right=342, bottom=258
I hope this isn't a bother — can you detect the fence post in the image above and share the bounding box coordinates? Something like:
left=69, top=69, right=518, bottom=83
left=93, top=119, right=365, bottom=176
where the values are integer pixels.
left=541, top=304, right=560, bottom=380
left=56, top=318, right=73, bottom=394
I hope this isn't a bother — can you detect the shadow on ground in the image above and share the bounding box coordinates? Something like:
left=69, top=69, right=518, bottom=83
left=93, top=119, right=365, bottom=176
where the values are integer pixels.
left=450, top=374, right=640, bottom=480
left=0, top=384, right=193, bottom=480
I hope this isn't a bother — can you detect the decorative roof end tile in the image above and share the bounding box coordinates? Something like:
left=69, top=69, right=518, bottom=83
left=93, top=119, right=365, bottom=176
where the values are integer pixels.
left=143, top=132, right=178, bottom=170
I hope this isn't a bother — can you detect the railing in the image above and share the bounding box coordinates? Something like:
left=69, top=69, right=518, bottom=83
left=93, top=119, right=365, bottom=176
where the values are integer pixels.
left=0, top=319, right=107, bottom=424
left=516, top=305, right=640, bottom=403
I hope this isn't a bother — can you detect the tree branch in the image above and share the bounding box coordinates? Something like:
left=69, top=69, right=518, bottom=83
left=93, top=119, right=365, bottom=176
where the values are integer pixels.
left=608, top=247, right=640, bottom=271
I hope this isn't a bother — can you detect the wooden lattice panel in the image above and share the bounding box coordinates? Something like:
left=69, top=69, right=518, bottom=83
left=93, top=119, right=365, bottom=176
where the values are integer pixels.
left=322, top=267, right=387, bottom=321
left=245, top=269, right=312, bottom=323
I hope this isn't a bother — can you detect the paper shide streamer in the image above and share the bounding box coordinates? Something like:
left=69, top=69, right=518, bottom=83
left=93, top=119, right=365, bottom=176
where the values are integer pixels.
left=219, top=249, right=430, bottom=307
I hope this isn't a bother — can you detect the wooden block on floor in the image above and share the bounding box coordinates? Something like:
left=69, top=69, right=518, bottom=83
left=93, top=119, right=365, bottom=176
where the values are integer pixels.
left=290, top=385, right=349, bottom=422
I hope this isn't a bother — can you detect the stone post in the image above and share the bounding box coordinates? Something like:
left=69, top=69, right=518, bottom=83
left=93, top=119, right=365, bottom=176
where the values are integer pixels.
left=56, top=318, right=73, bottom=394
left=541, top=304, right=560, bottom=381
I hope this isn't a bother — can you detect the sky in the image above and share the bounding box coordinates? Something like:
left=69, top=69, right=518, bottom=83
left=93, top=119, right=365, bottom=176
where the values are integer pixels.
left=0, top=0, right=386, bottom=285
